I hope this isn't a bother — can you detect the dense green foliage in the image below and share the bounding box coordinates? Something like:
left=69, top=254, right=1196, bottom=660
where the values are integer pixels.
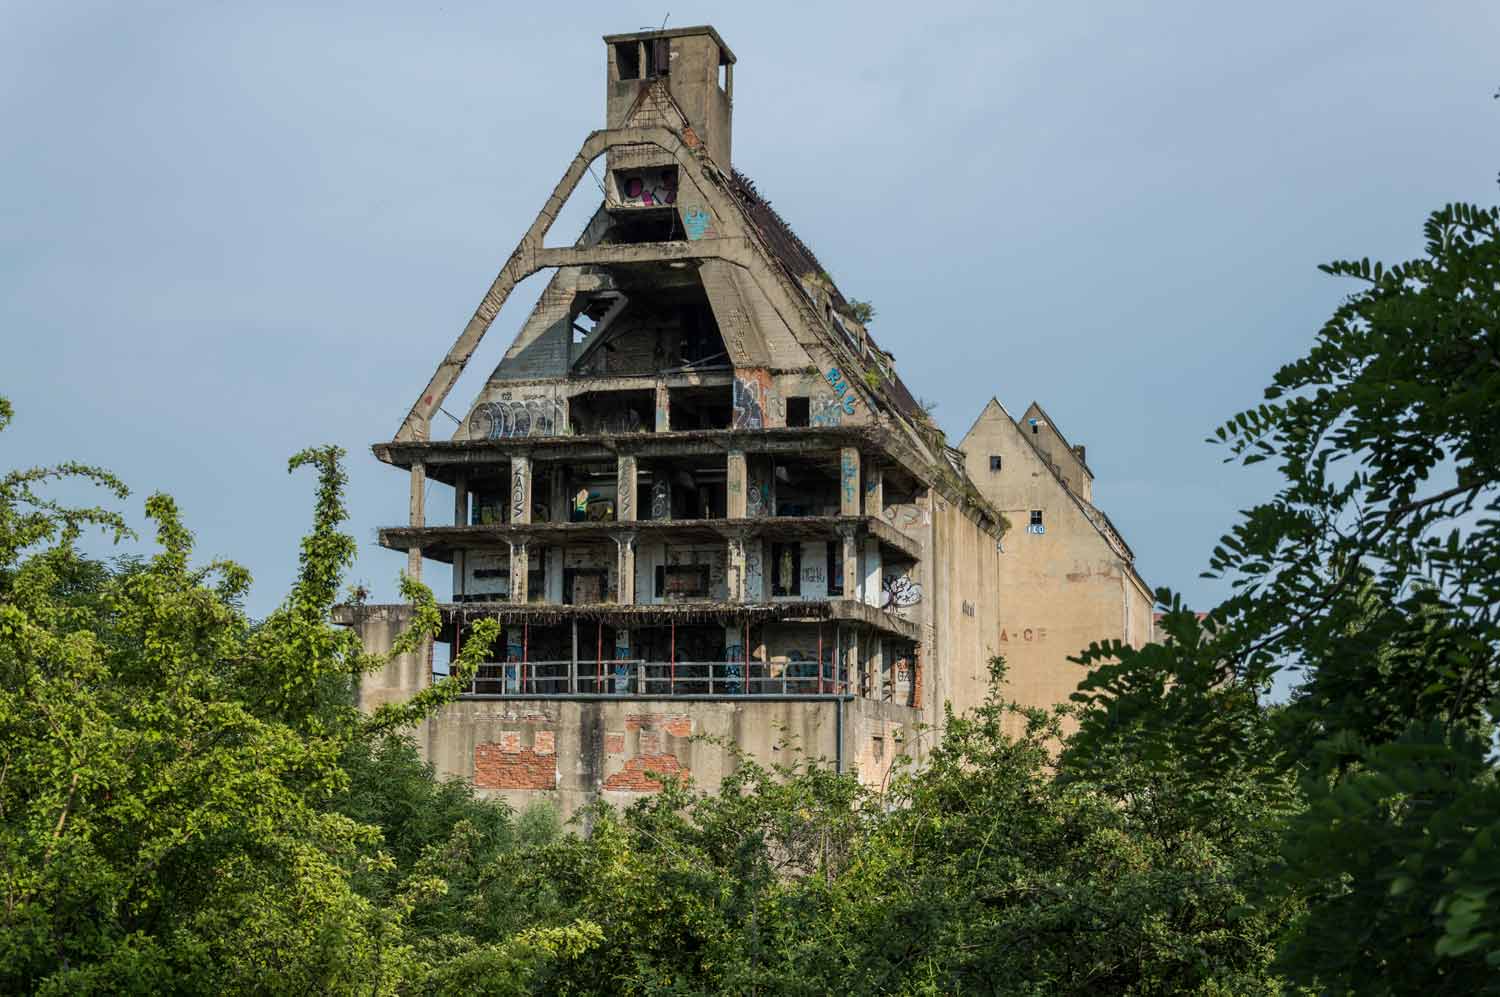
left=3, top=189, right=1498, bottom=994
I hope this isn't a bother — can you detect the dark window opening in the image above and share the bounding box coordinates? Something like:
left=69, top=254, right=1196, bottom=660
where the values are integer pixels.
left=1029, top=510, right=1043, bottom=527
left=655, top=564, right=710, bottom=598
left=826, top=541, right=843, bottom=596
left=565, top=568, right=609, bottom=605
left=989, top=455, right=1003, bottom=471
left=786, top=396, right=810, bottom=427
left=771, top=542, right=802, bottom=596
left=1030, top=420, right=1040, bottom=435
left=615, top=43, right=640, bottom=80
left=645, top=38, right=669, bottom=78
left=606, top=213, right=681, bottom=244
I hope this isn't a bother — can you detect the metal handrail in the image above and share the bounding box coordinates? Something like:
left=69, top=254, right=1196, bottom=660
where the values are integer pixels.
left=463, top=658, right=850, bottom=697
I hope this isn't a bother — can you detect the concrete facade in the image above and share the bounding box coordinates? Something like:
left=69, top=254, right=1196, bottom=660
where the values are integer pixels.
left=958, top=399, right=1153, bottom=736
left=341, top=26, right=1148, bottom=819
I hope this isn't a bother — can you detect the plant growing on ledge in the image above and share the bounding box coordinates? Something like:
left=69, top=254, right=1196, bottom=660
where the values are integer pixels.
left=846, top=299, right=876, bottom=324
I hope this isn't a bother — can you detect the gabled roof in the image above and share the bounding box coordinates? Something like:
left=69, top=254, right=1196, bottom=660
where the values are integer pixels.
left=1020, top=400, right=1093, bottom=479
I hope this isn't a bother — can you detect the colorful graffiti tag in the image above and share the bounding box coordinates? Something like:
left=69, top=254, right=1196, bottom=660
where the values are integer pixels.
left=810, top=395, right=844, bottom=427
left=732, top=370, right=772, bottom=430
left=619, top=169, right=677, bottom=207
left=682, top=206, right=712, bottom=240
left=469, top=398, right=565, bottom=439
left=824, top=368, right=859, bottom=416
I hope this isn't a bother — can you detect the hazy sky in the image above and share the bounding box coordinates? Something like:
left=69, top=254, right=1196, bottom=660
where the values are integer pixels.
left=4, top=1, right=1498, bottom=621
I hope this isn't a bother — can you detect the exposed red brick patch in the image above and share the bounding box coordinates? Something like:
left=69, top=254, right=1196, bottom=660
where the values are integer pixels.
left=605, top=732, right=625, bottom=754
left=603, top=753, right=683, bottom=793
left=475, top=742, right=555, bottom=790
left=625, top=713, right=691, bottom=737
left=533, top=730, right=556, bottom=755
left=497, top=731, right=521, bottom=754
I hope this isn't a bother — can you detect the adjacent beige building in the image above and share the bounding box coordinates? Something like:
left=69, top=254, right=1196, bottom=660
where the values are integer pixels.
left=958, top=399, right=1153, bottom=734
left=340, top=25, right=1150, bottom=818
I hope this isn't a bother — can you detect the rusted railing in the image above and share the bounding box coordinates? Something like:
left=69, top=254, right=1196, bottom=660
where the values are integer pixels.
left=464, top=659, right=850, bottom=697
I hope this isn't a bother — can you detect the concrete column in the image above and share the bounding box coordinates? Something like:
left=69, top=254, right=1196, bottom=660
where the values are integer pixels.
left=839, top=448, right=862, bottom=517
left=839, top=526, right=860, bottom=603
left=407, top=462, right=426, bottom=581
left=508, top=539, right=529, bottom=604
left=450, top=471, right=468, bottom=599
left=654, top=380, right=670, bottom=433
left=726, top=534, right=747, bottom=602
left=863, top=464, right=883, bottom=519
left=845, top=626, right=862, bottom=698
left=545, top=545, right=564, bottom=603
left=727, top=450, right=748, bottom=519
left=509, top=456, right=532, bottom=525
left=617, top=455, right=638, bottom=522
left=453, top=472, right=469, bottom=526
left=615, top=533, right=637, bottom=604
left=549, top=467, right=568, bottom=523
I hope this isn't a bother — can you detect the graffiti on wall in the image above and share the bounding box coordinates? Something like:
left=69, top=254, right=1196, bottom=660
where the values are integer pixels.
left=841, top=452, right=859, bottom=511
left=883, top=503, right=930, bottom=530
left=824, top=367, right=860, bottom=417
left=619, top=168, right=677, bottom=207
left=732, top=369, right=771, bottom=430
left=469, top=398, right=565, bottom=439
left=744, top=543, right=764, bottom=599
left=999, top=627, right=1048, bottom=643
left=682, top=206, right=713, bottom=240
left=881, top=570, right=923, bottom=610
left=617, top=464, right=634, bottom=520
left=810, top=395, right=844, bottom=427
left=511, top=466, right=528, bottom=522
left=651, top=479, right=671, bottom=520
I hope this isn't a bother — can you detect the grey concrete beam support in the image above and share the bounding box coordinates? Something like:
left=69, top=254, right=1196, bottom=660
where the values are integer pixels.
left=616, top=455, right=638, bottom=523
left=549, top=467, right=568, bottom=523
left=615, top=533, right=637, bottom=605
left=726, top=450, right=748, bottom=519
left=840, top=448, right=862, bottom=517
left=839, top=526, right=861, bottom=608
left=654, top=380, right=670, bottom=433
left=408, top=462, right=426, bottom=581
left=508, top=539, right=529, bottom=604
left=726, top=533, right=747, bottom=602
left=510, top=456, right=532, bottom=525
left=863, top=465, right=884, bottom=519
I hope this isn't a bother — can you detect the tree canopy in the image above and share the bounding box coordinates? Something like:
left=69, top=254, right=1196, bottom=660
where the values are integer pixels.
left=3, top=189, right=1499, bottom=993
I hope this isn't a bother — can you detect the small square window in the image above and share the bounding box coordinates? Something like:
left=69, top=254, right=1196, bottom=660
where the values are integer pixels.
left=1029, top=510, right=1043, bottom=527
left=786, top=396, right=810, bottom=427
left=989, top=455, right=1003, bottom=472
left=1030, top=420, right=1039, bottom=435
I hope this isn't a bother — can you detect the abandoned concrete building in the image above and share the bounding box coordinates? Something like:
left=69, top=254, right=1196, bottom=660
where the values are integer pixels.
left=340, top=25, right=1148, bottom=817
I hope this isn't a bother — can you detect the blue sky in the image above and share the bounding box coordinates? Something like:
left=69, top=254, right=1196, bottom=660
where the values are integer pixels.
left=4, top=1, right=1498, bottom=622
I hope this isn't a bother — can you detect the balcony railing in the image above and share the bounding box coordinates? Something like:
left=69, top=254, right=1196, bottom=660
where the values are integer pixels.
left=463, top=659, right=852, bottom=697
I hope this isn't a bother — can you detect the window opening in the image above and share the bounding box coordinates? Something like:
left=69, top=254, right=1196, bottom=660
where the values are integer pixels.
left=989, top=455, right=1003, bottom=471
left=786, top=396, right=810, bottom=427
left=826, top=541, right=843, bottom=596
left=615, top=42, right=641, bottom=80
left=1029, top=510, right=1043, bottom=527
left=771, top=542, right=802, bottom=596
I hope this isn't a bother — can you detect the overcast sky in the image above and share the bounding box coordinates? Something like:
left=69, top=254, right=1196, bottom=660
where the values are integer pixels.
left=4, top=1, right=1498, bottom=623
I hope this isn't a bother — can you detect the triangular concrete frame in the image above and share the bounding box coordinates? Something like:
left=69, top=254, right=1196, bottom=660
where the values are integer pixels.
left=395, top=123, right=881, bottom=442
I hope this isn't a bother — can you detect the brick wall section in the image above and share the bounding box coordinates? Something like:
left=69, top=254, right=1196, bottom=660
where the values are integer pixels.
left=625, top=714, right=692, bottom=737
left=474, top=739, right=557, bottom=790
left=602, top=753, right=683, bottom=792
left=605, top=732, right=625, bottom=754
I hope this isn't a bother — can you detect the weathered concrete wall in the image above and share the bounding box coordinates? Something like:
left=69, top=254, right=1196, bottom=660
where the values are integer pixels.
left=923, top=488, right=1005, bottom=719
left=959, top=400, right=1153, bottom=736
left=416, top=695, right=924, bottom=823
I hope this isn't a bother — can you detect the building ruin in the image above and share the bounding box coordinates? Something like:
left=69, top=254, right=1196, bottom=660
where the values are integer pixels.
left=340, top=25, right=1150, bottom=817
